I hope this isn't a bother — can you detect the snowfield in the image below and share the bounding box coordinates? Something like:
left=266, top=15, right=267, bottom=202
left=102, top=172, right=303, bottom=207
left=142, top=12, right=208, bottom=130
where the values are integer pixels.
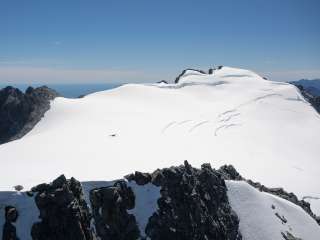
left=0, top=66, right=320, bottom=236
left=227, top=181, right=320, bottom=239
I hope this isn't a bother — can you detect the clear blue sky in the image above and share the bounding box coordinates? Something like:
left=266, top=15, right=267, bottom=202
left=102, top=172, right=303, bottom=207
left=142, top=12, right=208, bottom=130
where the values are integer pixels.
left=0, top=0, right=319, bottom=84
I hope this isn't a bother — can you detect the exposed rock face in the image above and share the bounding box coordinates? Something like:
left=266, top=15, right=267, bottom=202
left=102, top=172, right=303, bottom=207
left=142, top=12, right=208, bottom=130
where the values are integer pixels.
left=30, top=175, right=93, bottom=240
left=218, top=165, right=320, bottom=225
left=4, top=162, right=319, bottom=239
left=2, top=206, right=19, bottom=240
left=218, top=165, right=243, bottom=181
left=89, top=181, right=140, bottom=240
left=0, top=86, right=59, bottom=144
left=125, top=171, right=151, bottom=185
left=208, top=66, right=223, bottom=75
left=126, top=161, right=242, bottom=240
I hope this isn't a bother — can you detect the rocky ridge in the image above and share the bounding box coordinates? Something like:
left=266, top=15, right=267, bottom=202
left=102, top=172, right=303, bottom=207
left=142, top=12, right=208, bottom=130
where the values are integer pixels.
left=2, top=162, right=318, bottom=240
left=2, top=162, right=242, bottom=240
left=0, top=86, right=59, bottom=145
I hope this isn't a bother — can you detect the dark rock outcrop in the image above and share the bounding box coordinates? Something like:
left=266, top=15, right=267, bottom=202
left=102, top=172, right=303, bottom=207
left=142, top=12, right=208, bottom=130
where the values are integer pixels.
left=125, top=171, right=151, bottom=185
left=2, top=164, right=239, bottom=239
left=2, top=206, right=19, bottom=240
left=0, top=86, right=59, bottom=144
left=30, top=175, right=93, bottom=240
left=175, top=69, right=207, bottom=83
left=89, top=180, right=140, bottom=240
left=208, top=66, right=223, bottom=75
left=3, top=162, right=318, bottom=239
left=218, top=165, right=243, bottom=181
left=143, top=161, right=242, bottom=240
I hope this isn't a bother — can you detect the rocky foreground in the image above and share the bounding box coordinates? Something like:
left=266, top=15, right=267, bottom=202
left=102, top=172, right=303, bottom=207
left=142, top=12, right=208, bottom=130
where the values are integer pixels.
left=2, top=162, right=319, bottom=240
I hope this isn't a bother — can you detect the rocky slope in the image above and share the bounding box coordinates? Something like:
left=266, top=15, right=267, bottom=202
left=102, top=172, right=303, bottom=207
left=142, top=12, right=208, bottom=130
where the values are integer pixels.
left=1, top=162, right=243, bottom=240
left=0, top=86, right=58, bottom=144
left=1, top=162, right=319, bottom=240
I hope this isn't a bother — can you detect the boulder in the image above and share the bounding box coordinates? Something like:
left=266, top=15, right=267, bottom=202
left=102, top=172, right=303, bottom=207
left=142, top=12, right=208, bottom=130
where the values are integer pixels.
left=125, top=171, right=151, bottom=185
left=89, top=180, right=139, bottom=240
left=2, top=206, right=19, bottom=240
left=5, top=206, right=18, bottom=223
left=218, top=164, right=243, bottom=180
left=145, top=161, right=242, bottom=240
left=30, top=175, right=93, bottom=240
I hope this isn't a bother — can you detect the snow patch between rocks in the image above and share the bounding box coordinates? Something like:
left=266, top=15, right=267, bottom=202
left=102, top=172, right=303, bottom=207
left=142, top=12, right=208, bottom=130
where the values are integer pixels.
left=128, top=182, right=161, bottom=238
left=0, top=192, right=39, bottom=240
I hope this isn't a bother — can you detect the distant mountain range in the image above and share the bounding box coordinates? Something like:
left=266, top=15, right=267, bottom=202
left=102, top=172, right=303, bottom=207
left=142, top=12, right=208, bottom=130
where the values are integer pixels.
left=290, top=79, right=320, bottom=97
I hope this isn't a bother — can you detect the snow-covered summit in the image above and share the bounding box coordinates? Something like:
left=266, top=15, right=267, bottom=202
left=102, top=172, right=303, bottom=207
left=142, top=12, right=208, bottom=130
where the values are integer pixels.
left=174, top=66, right=265, bottom=86
left=0, top=66, right=319, bottom=216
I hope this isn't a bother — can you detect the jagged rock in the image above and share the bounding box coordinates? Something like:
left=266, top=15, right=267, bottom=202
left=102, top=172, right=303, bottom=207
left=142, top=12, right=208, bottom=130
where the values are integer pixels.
left=89, top=180, right=139, bottom=240
left=5, top=206, right=18, bottom=223
left=150, top=169, right=165, bottom=186
left=2, top=206, right=19, bottom=240
left=51, top=174, right=67, bottom=189
left=13, top=185, right=24, bottom=192
left=208, top=66, right=223, bottom=75
left=218, top=165, right=243, bottom=180
left=145, top=161, right=242, bottom=240
left=31, top=183, right=50, bottom=193
left=0, top=86, right=59, bottom=144
left=30, top=175, right=93, bottom=240
left=2, top=222, right=19, bottom=240
left=125, top=171, right=151, bottom=185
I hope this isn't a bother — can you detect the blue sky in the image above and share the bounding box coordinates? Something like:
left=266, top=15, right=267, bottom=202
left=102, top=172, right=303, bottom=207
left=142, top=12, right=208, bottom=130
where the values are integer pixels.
left=0, top=0, right=319, bottom=84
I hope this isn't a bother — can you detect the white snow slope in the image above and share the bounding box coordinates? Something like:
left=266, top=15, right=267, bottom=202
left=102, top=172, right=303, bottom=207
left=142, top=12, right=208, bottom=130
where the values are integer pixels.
left=0, top=66, right=319, bottom=236
left=227, top=181, right=320, bottom=239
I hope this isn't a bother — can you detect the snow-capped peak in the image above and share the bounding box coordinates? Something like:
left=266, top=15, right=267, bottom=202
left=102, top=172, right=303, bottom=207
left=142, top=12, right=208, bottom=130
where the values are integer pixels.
left=0, top=66, right=319, bottom=218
